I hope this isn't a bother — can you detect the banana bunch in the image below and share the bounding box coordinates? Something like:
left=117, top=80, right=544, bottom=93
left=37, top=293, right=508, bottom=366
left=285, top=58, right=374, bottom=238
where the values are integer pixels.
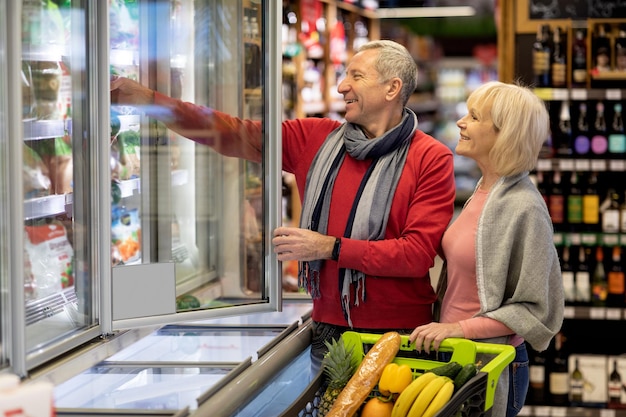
left=390, top=372, right=454, bottom=417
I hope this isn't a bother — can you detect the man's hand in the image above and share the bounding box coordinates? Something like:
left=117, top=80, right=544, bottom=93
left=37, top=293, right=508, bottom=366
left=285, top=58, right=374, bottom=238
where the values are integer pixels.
left=272, top=226, right=336, bottom=262
left=110, top=76, right=155, bottom=107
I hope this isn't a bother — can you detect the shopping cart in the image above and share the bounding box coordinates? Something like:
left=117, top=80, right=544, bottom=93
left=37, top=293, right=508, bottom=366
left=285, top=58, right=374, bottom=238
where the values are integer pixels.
left=280, top=331, right=516, bottom=417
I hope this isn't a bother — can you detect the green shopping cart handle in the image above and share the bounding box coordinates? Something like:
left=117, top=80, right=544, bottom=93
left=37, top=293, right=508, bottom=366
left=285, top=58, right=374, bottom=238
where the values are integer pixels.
left=342, top=332, right=516, bottom=411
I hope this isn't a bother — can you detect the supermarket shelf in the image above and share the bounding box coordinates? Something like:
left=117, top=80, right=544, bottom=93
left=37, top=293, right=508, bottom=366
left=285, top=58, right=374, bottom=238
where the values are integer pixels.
left=521, top=405, right=626, bottom=416
left=25, top=287, right=77, bottom=326
left=24, top=194, right=67, bottom=220
left=23, top=118, right=71, bottom=141
left=536, top=158, right=626, bottom=173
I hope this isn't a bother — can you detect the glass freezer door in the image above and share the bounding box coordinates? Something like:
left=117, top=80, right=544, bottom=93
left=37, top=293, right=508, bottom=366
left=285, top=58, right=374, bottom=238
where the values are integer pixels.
left=19, top=0, right=98, bottom=370
left=109, top=0, right=282, bottom=328
left=0, top=0, right=9, bottom=372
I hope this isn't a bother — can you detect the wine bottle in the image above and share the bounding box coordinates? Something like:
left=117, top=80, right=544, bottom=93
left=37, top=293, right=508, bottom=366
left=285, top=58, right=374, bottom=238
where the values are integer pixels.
left=556, top=100, right=573, bottom=156
left=576, top=246, right=592, bottom=305
left=570, top=357, right=584, bottom=404
left=567, top=171, right=583, bottom=227
left=607, top=246, right=625, bottom=308
left=582, top=172, right=600, bottom=231
left=591, top=245, right=608, bottom=307
left=528, top=344, right=548, bottom=404
left=572, top=29, right=588, bottom=87
left=609, top=359, right=623, bottom=405
left=602, top=188, right=621, bottom=233
left=621, top=191, right=626, bottom=233
left=549, top=332, right=569, bottom=406
left=561, top=245, right=576, bottom=304
left=533, top=24, right=551, bottom=87
left=609, top=103, right=626, bottom=156
left=574, top=102, right=590, bottom=157
left=549, top=171, right=566, bottom=230
left=592, top=23, right=611, bottom=73
left=551, top=26, right=566, bottom=88
left=591, top=101, right=608, bottom=156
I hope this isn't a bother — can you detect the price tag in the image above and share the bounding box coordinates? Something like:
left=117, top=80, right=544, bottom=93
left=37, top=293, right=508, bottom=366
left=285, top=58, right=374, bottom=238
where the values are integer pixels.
left=575, top=159, right=591, bottom=171
left=606, top=308, right=622, bottom=320
left=590, top=159, right=607, bottom=171
left=563, top=306, right=575, bottom=319
left=553, top=89, right=569, bottom=100
left=600, top=409, right=617, bottom=417
left=533, top=88, right=552, bottom=101
left=581, top=233, right=598, bottom=245
left=609, top=159, right=626, bottom=171
left=536, top=159, right=552, bottom=171
left=533, top=406, right=550, bottom=416
left=569, top=233, right=581, bottom=245
left=559, top=159, right=575, bottom=171
left=551, top=407, right=568, bottom=416
left=590, top=307, right=607, bottom=320
left=606, top=89, right=622, bottom=100
left=571, top=89, right=588, bottom=100
left=603, top=234, right=620, bottom=246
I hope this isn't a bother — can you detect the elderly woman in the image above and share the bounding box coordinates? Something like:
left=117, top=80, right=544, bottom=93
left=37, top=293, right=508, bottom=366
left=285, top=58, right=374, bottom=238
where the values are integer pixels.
left=409, top=81, right=564, bottom=417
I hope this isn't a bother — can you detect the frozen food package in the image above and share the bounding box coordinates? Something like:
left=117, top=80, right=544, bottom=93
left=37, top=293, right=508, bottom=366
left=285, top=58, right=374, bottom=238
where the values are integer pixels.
left=24, top=222, right=74, bottom=299
left=23, top=143, right=51, bottom=198
left=31, top=137, right=73, bottom=194
left=111, top=207, right=141, bottom=264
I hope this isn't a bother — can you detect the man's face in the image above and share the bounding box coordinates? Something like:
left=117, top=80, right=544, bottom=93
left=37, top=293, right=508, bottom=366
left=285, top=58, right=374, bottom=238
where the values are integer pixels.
left=337, top=49, right=390, bottom=134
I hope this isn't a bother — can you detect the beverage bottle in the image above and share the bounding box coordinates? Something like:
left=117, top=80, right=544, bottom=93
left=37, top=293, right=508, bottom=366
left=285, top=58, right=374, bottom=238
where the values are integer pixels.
left=591, top=101, right=608, bottom=157
left=561, top=245, right=576, bottom=304
left=609, top=103, right=626, bottom=156
left=609, top=359, right=623, bottom=405
left=533, top=24, right=551, bottom=87
left=616, top=24, right=626, bottom=71
left=572, top=29, right=588, bottom=87
left=536, top=171, right=550, bottom=208
left=570, top=357, right=584, bottom=404
left=528, top=344, right=548, bottom=404
left=576, top=246, right=592, bottom=305
left=551, top=26, right=567, bottom=88
left=567, top=171, right=583, bottom=228
left=592, top=23, right=611, bottom=73
left=582, top=172, right=600, bottom=231
left=607, top=246, right=625, bottom=308
left=602, top=189, right=621, bottom=233
left=574, top=102, right=590, bottom=157
left=556, top=100, right=573, bottom=156
left=549, top=171, right=566, bottom=230
left=591, top=245, right=608, bottom=307
left=549, top=332, right=569, bottom=406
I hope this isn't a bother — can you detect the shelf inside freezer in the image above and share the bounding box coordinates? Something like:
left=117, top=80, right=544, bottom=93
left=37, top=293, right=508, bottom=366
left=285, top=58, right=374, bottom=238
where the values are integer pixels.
left=23, top=118, right=70, bottom=141
left=104, top=327, right=285, bottom=363
left=24, top=194, right=67, bottom=220
left=54, top=364, right=232, bottom=410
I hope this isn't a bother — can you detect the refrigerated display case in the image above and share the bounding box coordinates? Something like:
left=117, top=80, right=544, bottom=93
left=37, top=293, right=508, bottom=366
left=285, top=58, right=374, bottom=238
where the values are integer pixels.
left=0, top=0, right=9, bottom=373
left=2, top=0, right=284, bottom=379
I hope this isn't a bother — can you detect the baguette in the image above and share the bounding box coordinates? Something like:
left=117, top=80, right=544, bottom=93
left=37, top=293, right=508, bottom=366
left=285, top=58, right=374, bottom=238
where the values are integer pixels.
left=326, top=331, right=401, bottom=417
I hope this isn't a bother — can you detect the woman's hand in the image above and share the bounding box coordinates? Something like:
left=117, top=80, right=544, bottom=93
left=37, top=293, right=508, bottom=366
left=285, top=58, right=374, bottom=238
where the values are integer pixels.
left=409, top=322, right=464, bottom=354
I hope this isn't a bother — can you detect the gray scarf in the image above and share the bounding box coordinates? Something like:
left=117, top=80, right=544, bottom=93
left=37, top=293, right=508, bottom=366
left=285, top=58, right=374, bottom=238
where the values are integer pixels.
left=299, top=108, right=417, bottom=327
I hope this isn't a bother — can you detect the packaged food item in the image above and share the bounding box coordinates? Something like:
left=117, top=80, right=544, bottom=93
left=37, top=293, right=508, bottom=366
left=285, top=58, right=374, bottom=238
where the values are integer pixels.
left=24, top=221, right=74, bottom=299
left=111, top=207, right=141, bottom=264
left=23, top=143, right=51, bottom=199
left=31, top=137, right=73, bottom=194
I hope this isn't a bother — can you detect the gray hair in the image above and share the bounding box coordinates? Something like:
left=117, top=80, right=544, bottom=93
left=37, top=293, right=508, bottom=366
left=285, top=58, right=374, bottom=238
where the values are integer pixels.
left=356, top=40, right=418, bottom=106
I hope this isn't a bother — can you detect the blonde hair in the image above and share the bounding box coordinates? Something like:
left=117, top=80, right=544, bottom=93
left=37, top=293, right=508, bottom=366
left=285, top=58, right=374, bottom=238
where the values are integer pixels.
left=467, top=81, right=549, bottom=176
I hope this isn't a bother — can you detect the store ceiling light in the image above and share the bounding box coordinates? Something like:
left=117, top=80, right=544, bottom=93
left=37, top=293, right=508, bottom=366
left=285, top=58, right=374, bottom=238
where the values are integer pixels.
left=376, top=6, right=476, bottom=18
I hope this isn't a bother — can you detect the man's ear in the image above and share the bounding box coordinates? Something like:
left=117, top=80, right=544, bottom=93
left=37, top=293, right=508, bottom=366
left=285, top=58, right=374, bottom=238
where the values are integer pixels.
left=386, top=77, right=402, bottom=101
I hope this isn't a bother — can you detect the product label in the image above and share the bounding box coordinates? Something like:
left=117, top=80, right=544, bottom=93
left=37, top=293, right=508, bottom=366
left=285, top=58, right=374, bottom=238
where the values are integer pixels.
left=530, top=364, right=545, bottom=386
left=563, top=271, right=576, bottom=302
left=608, top=271, right=625, bottom=294
left=583, top=195, right=600, bottom=224
left=550, top=372, right=570, bottom=395
left=576, top=271, right=591, bottom=302
left=609, top=134, right=626, bottom=153
left=568, top=196, right=583, bottom=224
left=603, top=210, right=620, bottom=233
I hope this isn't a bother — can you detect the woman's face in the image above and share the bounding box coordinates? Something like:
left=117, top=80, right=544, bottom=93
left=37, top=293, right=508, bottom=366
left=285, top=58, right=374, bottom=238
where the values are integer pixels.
left=455, top=98, right=498, bottom=167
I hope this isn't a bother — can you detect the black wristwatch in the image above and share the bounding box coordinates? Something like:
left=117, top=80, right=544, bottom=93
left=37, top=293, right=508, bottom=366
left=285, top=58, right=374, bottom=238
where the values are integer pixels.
left=331, top=237, right=341, bottom=261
